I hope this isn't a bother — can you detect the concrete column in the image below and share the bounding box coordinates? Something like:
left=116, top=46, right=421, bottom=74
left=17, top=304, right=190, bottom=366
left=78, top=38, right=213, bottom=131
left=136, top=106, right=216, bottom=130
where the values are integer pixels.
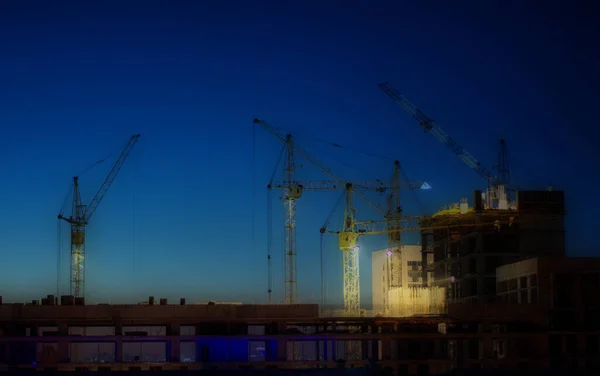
left=380, top=339, right=391, bottom=360
left=168, top=323, right=181, bottom=362
left=114, top=319, right=122, bottom=336
left=115, top=340, right=123, bottom=363
left=577, top=334, right=587, bottom=369
left=574, top=275, right=583, bottom=330
left=370, top=340, right=379, bottom=360
left=331, top=339, right=337, bottom=361
left=482, top=336, right=493, bottom=359
left=274, top=322, right=287, bottom=361
left=277, top=338, right=287, bottom=361
left=57, top=323, right=69, bottom=362
left=434, top=339, right=443, bottom=359
left=170, top=339, right=181, bottom=362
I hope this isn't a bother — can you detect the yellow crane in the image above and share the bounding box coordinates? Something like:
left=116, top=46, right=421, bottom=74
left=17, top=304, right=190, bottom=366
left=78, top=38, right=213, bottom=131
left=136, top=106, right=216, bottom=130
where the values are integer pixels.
left=254, top=119, right=425, bottom=305
left=58, top=135, right=140, bottom=299
left=318, top=163, right=430, bottom=316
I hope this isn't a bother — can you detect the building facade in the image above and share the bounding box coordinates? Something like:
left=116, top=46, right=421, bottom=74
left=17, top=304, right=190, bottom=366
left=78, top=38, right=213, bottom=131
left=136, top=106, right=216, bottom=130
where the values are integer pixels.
left=372, top=246, right=445, bottom=317
left=421, top=190, right=566, bottom=304
left=0, top=300, right=550, bottom=373
left=497, top=256, right=600, bottom=370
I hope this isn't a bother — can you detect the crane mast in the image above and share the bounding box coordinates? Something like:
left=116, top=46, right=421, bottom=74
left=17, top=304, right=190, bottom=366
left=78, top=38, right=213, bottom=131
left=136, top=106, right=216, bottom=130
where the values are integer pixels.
left=378, top=82, right=511, bottom=209
left=58, top=134, right=140, bottom=299
left=255, top=119, right=416, bottom=307
left=386, top=162, right=403, bottom=296
left=339, top=184, right=360, bottom=315
left=317, top=162, right=429, bottom=316
left=282, top=134, right=299, bottom=304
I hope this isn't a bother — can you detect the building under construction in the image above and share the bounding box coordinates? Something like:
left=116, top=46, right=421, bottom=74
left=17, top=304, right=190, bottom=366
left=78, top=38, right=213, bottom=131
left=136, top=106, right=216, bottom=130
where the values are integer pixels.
left=372, top=246, right=446, bottom=317
left=420, top=189, right=566, bottom=304
left=376, top=83, right=564, bottom=306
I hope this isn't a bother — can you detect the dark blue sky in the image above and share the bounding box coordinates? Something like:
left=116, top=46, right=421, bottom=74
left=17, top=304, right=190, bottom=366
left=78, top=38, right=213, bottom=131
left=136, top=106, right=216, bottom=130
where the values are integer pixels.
left=0, top=1, right=598, bottom=306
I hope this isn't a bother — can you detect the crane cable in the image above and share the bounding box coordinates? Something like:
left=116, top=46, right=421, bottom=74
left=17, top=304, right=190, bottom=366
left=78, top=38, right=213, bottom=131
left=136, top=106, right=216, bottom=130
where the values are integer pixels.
left=291, top=132, right=395, bottom=163
left=57, top=218, right=61, bottom=298
left=320, top=232, right=325, bottom=315
left=300, top=133, right=429, bottom=215
left=132, top=139, right=138, bottom=302
left=56, top=181, right=74, bottom=296
left=319, top=191, right=344, bottom=316
left=267, top=188, right=273, bottom=304
left=252, top=123, right=256, bottom=292
left=75, top=141, right=124, bottom=177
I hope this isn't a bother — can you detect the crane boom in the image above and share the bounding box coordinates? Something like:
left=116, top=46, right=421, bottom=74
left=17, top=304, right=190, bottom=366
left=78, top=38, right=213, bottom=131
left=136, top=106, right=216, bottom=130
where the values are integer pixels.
left=254, top=118, right=385, bottom=216
left=323, top=213, right=563, bottom=236
left=57, top=134, right=140, bottom=299
left=84, top=134, right=140, bottom=222
left=269, top=179, right=427, bottom=191
left=378, top=82, right=497, bottom=183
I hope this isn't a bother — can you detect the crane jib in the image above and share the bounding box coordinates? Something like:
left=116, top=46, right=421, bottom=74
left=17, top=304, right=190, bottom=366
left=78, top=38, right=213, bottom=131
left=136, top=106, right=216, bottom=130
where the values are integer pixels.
left=379, top=82, right=498, bottom=183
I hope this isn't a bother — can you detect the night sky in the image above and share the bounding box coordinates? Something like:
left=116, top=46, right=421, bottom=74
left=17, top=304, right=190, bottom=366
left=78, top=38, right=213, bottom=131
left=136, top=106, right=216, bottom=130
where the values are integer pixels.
left=0, top=1, right=597, bottom=307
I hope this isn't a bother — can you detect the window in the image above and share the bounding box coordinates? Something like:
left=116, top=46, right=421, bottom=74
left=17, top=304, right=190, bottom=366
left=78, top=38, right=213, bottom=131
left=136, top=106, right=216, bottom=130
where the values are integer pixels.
left=530, top=287, right=538, bottom=304
left=530, top=274, right=537, bottom=287
left=468, top=257, right=477, bottom=274
left=485, top=256, right=500, bottom=273
left=497, top=274, right=538, bottom=304
left=468, top=238, right=477, bottom=253
left=519, top=276, right=527, bottom=289
left=493, top=340, right=506, bottom=359
left=484, top=278, right=496, bottom=295
left=519, top=289, right=527, bottom=304
left=469, top=279, right=478, bottom=296
left=497, top=280, right=508, bottom=294
left=554, top=274, right=575, bottom=308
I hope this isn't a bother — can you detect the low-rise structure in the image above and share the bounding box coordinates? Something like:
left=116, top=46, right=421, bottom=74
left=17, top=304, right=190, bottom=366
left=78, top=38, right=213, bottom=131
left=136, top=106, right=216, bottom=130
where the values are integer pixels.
left=0, top=298, right=547, bottom=373
left=372, top=246, right=445, bottom=317
left=497, top=256, right=600, bottom=370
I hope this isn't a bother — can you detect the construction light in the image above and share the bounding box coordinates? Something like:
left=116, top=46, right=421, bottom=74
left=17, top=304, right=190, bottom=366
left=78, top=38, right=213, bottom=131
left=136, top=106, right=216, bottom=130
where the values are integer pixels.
left=353, top=246, right=360, bottom=252
left=386, top=249, right=393, bottom=256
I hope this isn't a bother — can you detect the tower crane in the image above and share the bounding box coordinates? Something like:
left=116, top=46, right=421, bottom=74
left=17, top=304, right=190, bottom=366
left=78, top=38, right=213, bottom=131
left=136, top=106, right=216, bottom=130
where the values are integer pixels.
left=319, top=162, right=430, bottom=316
left=58, top=134, right=140, bottom=299
left=378, top=82, right=512, bottom=210
left=254, top=119, right=425, bottom=306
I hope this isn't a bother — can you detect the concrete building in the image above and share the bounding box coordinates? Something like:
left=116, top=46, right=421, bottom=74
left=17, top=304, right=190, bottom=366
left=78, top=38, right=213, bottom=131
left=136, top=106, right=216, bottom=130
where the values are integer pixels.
left=0, top=297, right=550, bottom=373
left=372, top=246, right=445, bottom=317
left=421, top=189, right=566, bottom=304
left=497, top=256, right=600, bottom=370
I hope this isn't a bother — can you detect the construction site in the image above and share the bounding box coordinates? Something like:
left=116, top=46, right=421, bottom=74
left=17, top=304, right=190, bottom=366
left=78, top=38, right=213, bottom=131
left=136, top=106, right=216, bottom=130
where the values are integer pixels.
left=0, top=82, right=595, bottom=372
